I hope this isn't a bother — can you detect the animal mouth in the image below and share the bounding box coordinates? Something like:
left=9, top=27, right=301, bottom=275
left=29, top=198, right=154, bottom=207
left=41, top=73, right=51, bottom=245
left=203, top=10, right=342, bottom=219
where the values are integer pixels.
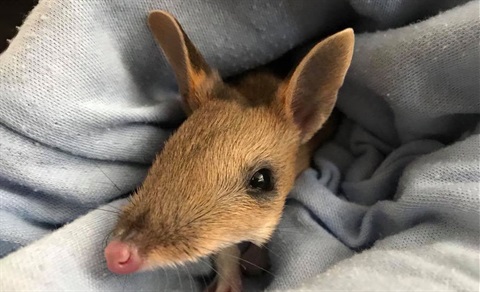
left=104, top=240, right=144, bottom=274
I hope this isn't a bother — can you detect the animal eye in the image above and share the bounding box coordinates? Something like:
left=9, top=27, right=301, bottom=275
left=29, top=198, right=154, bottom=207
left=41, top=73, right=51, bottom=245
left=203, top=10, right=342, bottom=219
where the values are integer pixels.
left=248, top=168, right=274, bottom=192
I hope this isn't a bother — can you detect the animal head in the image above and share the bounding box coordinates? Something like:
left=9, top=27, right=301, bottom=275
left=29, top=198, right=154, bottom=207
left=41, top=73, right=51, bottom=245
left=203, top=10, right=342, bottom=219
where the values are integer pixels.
left=104, top=10, right=354, bottom=274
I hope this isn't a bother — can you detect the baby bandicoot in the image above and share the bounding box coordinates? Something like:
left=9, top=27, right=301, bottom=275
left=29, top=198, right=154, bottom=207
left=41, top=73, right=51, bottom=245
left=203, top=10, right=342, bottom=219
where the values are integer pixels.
left=104, top=10, right=354, bottom=292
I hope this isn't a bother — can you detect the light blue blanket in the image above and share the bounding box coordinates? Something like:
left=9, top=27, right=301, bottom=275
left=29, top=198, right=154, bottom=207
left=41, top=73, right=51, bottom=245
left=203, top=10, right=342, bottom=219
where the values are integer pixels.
left=0, top=0, right=479, bottom=291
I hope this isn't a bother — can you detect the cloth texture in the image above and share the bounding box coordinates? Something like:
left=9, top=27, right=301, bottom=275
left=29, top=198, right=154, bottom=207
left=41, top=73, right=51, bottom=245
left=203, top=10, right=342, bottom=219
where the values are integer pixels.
left=0, top=0, right=479, bottom=291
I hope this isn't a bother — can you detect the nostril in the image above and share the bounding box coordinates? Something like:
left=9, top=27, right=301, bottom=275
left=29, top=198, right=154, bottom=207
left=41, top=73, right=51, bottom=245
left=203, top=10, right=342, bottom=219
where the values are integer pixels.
left=104, top=241, right=142, bottom=274
left=118, top=253, right=131, bottom=265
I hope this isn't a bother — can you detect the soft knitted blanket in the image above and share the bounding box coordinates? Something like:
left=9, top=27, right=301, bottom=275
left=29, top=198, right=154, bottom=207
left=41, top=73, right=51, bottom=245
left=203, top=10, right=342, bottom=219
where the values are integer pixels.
left=0, top=0, right=479, bottom=291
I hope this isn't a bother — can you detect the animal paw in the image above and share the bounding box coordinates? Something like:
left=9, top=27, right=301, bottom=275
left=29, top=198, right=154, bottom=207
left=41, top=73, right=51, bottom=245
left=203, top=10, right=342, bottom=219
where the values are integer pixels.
left=204, top=245, right=243, bottom=292
left=204, top=274, right=242, bottom=292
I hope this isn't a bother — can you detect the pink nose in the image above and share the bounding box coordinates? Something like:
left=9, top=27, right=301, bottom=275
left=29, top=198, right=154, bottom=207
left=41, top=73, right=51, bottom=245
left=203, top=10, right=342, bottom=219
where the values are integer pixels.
left=104, top=241, right=142, bottom=274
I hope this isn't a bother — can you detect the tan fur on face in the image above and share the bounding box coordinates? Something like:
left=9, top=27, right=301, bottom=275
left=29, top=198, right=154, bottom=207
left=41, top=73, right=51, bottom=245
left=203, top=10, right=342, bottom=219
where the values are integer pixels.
left=116, top=97, right=299, bottom=268
left=109, top=10, right=355, bottom=271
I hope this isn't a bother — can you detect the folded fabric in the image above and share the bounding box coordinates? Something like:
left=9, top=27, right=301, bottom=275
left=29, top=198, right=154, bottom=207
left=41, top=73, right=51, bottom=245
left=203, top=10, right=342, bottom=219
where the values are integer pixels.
left=0, top=0, right=478, bottom=291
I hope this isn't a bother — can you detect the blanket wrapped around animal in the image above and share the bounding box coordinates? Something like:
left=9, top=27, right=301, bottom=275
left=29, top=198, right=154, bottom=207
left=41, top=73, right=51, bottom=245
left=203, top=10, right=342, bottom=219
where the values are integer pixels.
left=0, top=0, right=478, bottom=291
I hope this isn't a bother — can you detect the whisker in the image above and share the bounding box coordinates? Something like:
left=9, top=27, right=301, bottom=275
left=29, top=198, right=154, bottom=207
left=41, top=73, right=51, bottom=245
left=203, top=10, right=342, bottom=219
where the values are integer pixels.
left=94, top=162, right=123, bottom=193
left=106, top=205, right=123, bottom=212
left=102, top=229, right=115, bottom=249
left=220, top=252, right=276, bottom=278
left=192, top=235, right=283, bottom=263
left=182, top=264, right=195, bottom=292
left=174, top=263, right=182, bottom=290
left=199, top=263, right=209, bottom=290
left=189, top=247, right=211, bottom=290
left=273, top=229, right=313, bottom=234
left=96, top=208, right=120, bottom=215
left=197, top=257, right=235, bottom=291
left=187, top=238, right=277, bottom=280
left=257, top=243, right=280, bottom=259
left=196, top=257, right=214, bottom=282
left=162, top=267, right=169, bottom=292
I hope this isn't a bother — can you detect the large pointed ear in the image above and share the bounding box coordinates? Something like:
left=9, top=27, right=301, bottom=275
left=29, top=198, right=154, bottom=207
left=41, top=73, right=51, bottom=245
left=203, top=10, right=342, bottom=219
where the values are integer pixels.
left=279, top=28, right=354, bottom=144
left=148, top=10, right=221, bottom=114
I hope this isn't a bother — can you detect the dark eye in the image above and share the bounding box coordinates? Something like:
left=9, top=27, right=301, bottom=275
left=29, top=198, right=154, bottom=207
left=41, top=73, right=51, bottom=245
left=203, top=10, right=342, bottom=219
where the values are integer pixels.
left=248, top=168, right=274, bottom=192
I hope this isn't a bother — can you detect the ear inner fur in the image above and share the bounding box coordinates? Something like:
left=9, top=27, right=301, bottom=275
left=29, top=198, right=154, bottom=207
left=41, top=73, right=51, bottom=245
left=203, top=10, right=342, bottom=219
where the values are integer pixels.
left=148, top=11, right=220, bottom=114
left=279, top=28, right=354, bottom=144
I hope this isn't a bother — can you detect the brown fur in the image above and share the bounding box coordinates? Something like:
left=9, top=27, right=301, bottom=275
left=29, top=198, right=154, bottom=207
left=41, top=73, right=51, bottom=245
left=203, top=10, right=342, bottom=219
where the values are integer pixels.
left=108, top=10, right=354, bottom=290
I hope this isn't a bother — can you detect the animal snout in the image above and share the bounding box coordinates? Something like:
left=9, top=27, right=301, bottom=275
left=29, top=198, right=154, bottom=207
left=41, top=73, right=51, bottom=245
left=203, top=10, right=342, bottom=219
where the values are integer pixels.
left=104, top=240, right=143, bottom=274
